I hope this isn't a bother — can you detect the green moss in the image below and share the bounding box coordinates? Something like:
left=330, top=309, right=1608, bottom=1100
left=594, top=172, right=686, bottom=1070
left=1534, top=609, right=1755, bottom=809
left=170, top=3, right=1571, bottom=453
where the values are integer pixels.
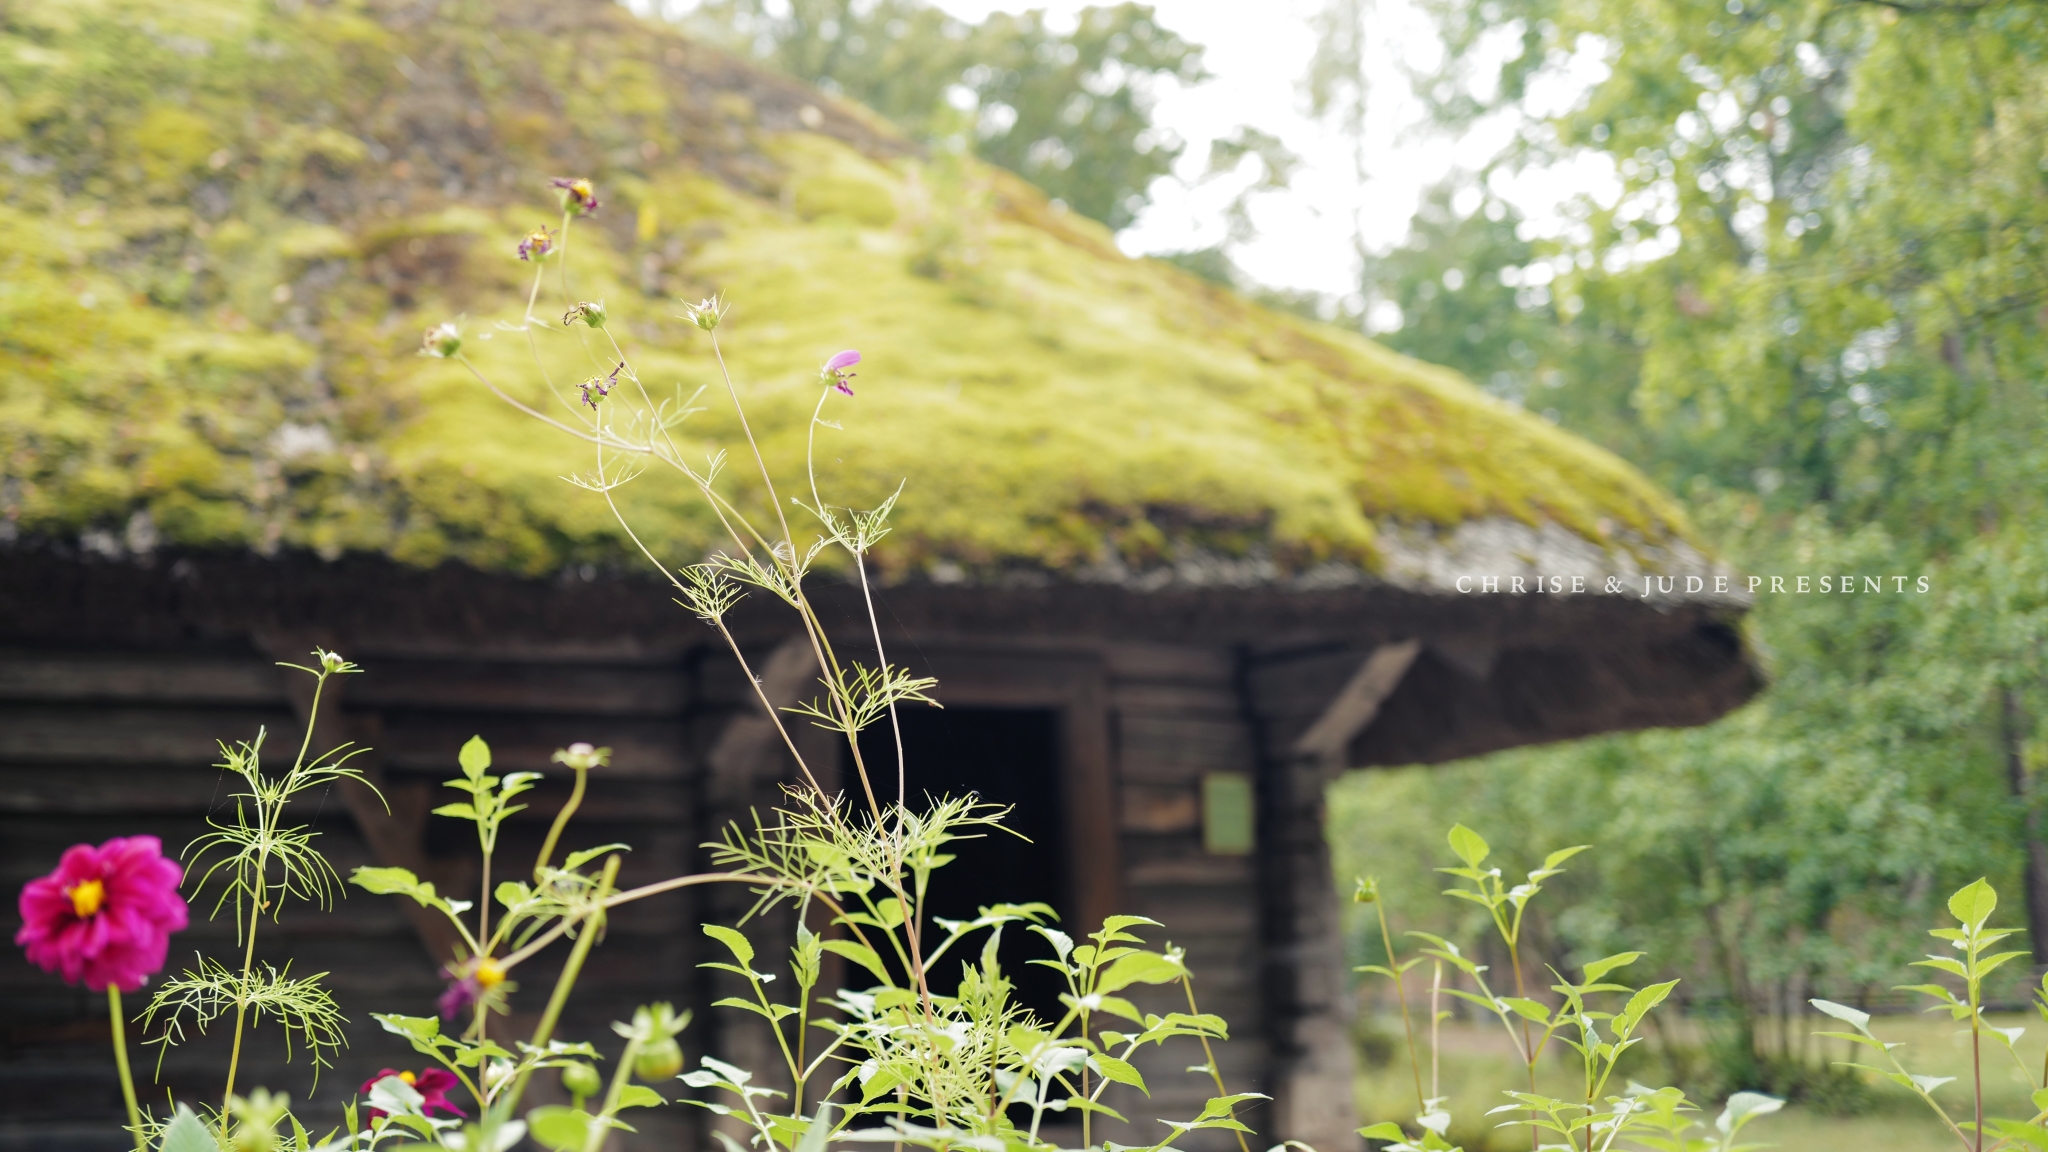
left=0, top=0, right=1694, bottom=580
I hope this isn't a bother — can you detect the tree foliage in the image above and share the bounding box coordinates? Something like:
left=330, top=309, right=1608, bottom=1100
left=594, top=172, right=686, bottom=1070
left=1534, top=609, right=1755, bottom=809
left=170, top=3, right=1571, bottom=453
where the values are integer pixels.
left=1334, top=0, right=2048, bottom=1090
left=675, top=0, right=1206, bottom=229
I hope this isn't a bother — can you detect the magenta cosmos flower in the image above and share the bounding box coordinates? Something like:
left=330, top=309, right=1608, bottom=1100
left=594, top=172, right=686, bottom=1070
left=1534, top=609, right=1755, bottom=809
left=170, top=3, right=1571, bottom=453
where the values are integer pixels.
left=361, top=1068, right=467, bottom=1119
left=15, top=836, right=188, bottom=992
left=821, top=349, right=860, bottom=396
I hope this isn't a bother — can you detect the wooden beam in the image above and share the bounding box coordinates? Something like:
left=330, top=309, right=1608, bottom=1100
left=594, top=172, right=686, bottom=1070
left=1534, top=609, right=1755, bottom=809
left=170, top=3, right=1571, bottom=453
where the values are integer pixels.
left=1290, top=640, right=1420, bottom=763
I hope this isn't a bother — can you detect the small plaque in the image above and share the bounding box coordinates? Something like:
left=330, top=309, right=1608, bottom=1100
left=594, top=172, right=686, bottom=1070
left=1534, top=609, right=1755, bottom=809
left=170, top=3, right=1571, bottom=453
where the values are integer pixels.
left=1201, top=772, right=1254, bottom=855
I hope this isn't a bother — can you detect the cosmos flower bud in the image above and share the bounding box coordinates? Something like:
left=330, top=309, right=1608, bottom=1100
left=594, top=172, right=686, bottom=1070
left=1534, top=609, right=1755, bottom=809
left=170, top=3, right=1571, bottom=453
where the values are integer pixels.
left=560, top=1061, right=603, bottom=1099
left=563, top=300, right=607, bottom=329
left=421, top=322, right=462, bottom=358
left=551, top=177, right=600, bottom=216
left=634, top=1037, right=685, bottom=1081
left=578, top=362, right=626, bottom=410
left=683, top=295, right=726, bottom=331
left=551, top=742, right=612, bottom=771
left=820, top=349, right=860, bottom=396
left=1353, top=877, right=1380, bottom=905
left=517, top=227, right=556, bottom=262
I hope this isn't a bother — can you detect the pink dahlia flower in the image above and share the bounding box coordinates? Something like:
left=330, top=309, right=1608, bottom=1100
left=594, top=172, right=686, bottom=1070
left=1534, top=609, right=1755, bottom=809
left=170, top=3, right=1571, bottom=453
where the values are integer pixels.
left=15, top=835, right=188, bottom=992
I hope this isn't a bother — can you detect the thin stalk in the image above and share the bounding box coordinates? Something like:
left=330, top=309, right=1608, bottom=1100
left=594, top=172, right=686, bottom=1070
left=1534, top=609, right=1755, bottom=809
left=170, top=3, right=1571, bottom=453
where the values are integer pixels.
left=497, top=855, right=620, bottom=1121
left=109, top=986, right=143, bottom=1152
left=1973, top=1003, right=1984, bottom=1152
left=1375, top=901, right=1425, bottom=1113
left=1430, top=960, right=1443, bottom=1101
left=580, top=1032, right=646, bottom=1152
left=1181, top=975, right=1251, bottom=1152
left=534, top=765, right=589, bottom=879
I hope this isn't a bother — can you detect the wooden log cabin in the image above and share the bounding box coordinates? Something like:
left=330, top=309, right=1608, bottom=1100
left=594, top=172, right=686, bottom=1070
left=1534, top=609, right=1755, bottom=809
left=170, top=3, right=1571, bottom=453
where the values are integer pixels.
left=0, top=0, right=1760, bottom=1147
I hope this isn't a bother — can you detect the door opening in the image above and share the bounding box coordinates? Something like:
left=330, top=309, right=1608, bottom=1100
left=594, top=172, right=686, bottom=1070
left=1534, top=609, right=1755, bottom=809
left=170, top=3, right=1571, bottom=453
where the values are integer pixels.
left=850, top=706, right=1071, bottom=1024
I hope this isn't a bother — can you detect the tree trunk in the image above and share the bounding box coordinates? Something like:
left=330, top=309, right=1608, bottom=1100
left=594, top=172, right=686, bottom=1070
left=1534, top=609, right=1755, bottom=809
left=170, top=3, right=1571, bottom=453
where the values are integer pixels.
left=2002, top=690, right=2048, bottom=964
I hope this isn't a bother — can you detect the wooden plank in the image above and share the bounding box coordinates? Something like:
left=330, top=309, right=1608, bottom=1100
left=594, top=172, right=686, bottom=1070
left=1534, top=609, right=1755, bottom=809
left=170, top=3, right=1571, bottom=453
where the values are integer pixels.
left=1119, top=784, right=1200, bottom=833
left=0, top=704, right=295, bottom=765
left=1101, top=643, right=1235, bottom=682
left=346, top=659, right=691, bottom=716
left=0, top=650, right=282, bottom=704
left=373, top=718, right=694, bottom=779
left=1109, top=682, right=1241, bottom=715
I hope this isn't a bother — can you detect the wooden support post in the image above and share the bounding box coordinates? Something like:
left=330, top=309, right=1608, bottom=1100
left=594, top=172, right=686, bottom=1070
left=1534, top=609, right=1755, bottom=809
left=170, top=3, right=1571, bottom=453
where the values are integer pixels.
left=1258, top=641, right=1419, bottom=1152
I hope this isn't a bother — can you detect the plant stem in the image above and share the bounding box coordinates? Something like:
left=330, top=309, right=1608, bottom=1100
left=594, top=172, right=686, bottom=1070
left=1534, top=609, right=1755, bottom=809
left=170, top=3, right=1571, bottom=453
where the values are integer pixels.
left=1182, top=975, right=1251, bottom=1152
left=108, top=986, right=143, bottom=1152
left=534, top=764, right=590, bottom=878
left=498, top=855, right=620, bottom=1120
left=581, top=1031, right=646, bottom=1152
left=1375, top=901, right=1425, bottom=1113
left=1430, top=960, right=1443, bottom=1101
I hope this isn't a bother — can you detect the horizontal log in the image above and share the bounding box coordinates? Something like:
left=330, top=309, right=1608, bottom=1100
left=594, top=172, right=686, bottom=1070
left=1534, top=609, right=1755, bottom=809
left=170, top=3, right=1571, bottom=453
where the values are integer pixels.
left=0, top=649, right=282, bottom=705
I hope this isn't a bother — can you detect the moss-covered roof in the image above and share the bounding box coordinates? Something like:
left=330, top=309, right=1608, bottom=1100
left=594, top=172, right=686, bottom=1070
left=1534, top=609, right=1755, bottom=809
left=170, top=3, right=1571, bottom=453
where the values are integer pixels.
left=0, top=0, right=1695, bottom=585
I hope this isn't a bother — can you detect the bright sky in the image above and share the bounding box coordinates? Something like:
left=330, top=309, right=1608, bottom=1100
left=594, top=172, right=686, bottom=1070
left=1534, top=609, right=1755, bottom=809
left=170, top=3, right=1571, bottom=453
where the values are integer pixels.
left=655, top=0, right=1618, bottom=298
left=931, top=0, right=1616, bottom=298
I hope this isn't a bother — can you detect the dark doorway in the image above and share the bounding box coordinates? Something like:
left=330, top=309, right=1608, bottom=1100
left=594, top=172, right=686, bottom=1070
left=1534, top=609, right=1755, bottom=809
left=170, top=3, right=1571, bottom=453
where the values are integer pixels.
left=850, top=706, right=1071, bottom=1024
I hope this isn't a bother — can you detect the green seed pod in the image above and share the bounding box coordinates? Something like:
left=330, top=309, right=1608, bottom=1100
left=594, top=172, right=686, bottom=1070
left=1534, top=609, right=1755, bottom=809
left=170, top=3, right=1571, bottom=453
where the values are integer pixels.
left=560, top=1061, right=603, bottom=1099
left=634, top=1037, right=684, bottom=1081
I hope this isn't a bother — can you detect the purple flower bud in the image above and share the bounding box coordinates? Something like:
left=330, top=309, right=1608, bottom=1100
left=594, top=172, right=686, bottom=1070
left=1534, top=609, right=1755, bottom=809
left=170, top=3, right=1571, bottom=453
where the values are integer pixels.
left=821, top=349, right=860, bottom=396
left=550, top=177, right=600, bottom=216
left=517, top=228, right=555, bottom=262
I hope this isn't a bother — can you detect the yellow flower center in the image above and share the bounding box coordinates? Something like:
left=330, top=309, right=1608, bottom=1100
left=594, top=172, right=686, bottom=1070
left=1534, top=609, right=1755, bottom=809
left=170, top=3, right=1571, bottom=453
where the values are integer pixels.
left=570, top=180, right=592, bottom=200
left=475, top=957, right=505, bottom=989
left=67, top=878, right=105, bottom=919
left=399, top=1070, right=416, bottom=1085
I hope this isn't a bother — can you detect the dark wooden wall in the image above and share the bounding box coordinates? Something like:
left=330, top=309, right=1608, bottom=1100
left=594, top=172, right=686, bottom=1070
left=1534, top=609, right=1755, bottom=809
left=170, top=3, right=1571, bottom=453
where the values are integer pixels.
left=0, top=634, right=1299, bottom=1152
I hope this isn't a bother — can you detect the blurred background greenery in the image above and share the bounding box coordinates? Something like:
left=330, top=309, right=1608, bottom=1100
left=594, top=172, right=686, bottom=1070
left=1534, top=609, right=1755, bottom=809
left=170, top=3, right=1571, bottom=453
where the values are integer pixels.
left=659, top=0, right=2048, bottom=1137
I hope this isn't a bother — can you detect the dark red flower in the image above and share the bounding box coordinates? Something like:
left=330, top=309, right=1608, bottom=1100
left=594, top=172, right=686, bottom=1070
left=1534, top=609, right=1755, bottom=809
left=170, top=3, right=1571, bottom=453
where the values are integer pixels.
left=15, top=836, right=187, bottom=992
left=360, top=1067, right=467, bottom=1119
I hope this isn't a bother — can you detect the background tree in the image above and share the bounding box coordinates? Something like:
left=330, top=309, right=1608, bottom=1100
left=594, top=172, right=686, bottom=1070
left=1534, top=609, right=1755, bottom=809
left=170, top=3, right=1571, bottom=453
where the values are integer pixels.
left=1329, top=0, right=2048, bottom=1098
left=673, top=0, right=1206, bottom=229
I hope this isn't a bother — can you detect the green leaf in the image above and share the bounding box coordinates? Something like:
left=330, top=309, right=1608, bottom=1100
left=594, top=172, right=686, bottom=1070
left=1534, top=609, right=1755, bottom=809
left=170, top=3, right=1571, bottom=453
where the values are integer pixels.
left=617, top=1084, right=666, bottom=1109
left=1096, top=951, right=1184, bottom=993
left=460, top=734, right=492, bottom=778
left=703, top=924, right=756, bottom=966
left=159, top=1105, right=215, bottom=1152
left=563, top=843, right=631, bottom=871
left=822, top=939, right=893, bottom=986
left=1358, top=1122, right=1408, bottom=1140
left=1810, top=999, right=1872, bottom=1030
left=1949, top=878, right=1998, bottom=930
left=1986, top=1120, right=2048, bottom=1151
left=1088, top=1053, right=1149, bottom=1095
left=1540, top=844, right=1592, bottom=872
left=525, top=1106, right=595, bottom=1152
left=1447, top=823, right=1490, bottom=868
left=496, top=880, right=532, bottom=908
left=1498, top=997, right=1551, bottom=1024
left=1580, top=951, right=1644, bottom=985
left=433, top=802, right=480, bottom=821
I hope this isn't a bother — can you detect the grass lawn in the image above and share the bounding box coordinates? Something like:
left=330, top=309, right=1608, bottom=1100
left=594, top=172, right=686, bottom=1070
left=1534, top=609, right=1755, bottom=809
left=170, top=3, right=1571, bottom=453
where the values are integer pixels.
left=1353, top=1011, right=2045, bottom=1151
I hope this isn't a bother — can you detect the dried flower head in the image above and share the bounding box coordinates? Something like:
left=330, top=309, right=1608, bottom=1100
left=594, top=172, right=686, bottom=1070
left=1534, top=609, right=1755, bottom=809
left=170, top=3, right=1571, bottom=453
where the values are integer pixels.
left=420, top=321, right=462, bottom=358
left=820, top=349, right=861, bottom=396
left=551, top=177, right=599, bottom=216
left=15, top=835, right=188, bottom=992
left=562, top=300, right=607, bottom=329
left=683, top=295, right=727, bottom=331
left=517, top=227, right=556, bottom=262
left=578, top=361, right=626, bottom=410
